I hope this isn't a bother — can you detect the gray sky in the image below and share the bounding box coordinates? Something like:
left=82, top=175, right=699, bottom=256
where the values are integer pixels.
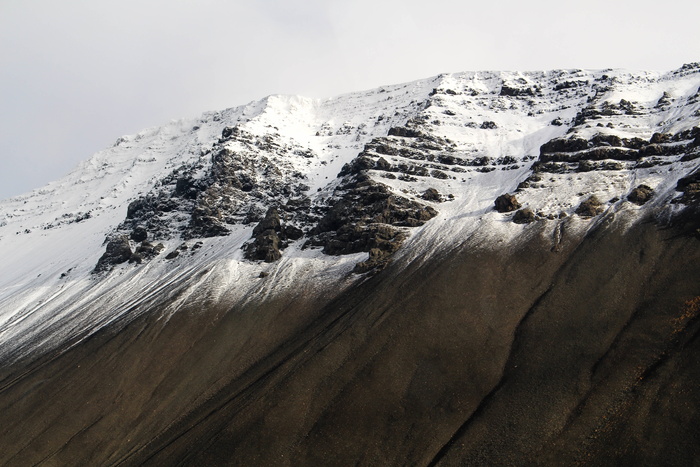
left=2, top=0, right=699, bottom=199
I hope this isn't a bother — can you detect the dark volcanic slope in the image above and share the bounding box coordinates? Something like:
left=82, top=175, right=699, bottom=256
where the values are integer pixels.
left=1, top=208, right=698, bottom=466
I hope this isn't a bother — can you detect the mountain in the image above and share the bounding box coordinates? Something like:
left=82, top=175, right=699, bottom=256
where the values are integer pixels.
left=1, top=64, right=699, bottom=465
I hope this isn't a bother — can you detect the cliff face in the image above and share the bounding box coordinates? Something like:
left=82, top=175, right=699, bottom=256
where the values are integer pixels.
left=1, top=65, right=700, bottom=465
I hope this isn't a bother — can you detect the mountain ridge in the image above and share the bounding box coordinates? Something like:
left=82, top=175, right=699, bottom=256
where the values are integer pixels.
left=0, top=64, right=699, bottom=465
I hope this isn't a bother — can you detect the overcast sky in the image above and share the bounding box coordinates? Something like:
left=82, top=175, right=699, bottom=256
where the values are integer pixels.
left=1, top=0, right=699, bottom=199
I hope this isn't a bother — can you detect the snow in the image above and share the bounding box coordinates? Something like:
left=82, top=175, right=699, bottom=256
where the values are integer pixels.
left=1, top=66, right=699, bottom=362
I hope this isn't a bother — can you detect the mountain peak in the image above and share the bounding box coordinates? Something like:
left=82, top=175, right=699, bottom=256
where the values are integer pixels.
left=1, top=65, right=700, bottom=465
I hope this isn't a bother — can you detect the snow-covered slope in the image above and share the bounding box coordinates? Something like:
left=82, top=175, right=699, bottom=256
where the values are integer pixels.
left=1, top=64, right=700, bottom=363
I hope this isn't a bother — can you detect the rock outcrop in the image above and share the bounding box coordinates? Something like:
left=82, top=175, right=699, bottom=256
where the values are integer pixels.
left=575, top=195, right=605, bottom=217
left=495, top=193, right=521, bottom=212
left=93, top=235, right=133, bottom=273
left=244, top=207, right=301, bottom=262
left=513, top=207, right=536, bottom=224
left=628, top=184, right=654, bottom=205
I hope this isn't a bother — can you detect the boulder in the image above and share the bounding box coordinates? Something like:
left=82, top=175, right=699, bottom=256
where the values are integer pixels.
left=575, top=195, right=605, bottom=217
left=165, top=250, right=179, bottom=260
left=513, top=208, right=536, bottom=224
left=495, top=194, right=522, bottom=213
left=94, top=235, right=133, bottom=273
left=421, top=188, right=442, bottom=202
left=627, top=185, right=654, bottom=205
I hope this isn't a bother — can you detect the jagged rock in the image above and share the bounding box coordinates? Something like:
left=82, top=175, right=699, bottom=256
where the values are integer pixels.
left=628, top=185, right=654, bottom=205
left=130, top=227, right=148, bottom=242
left=94, top=235, right=133, bottom=273
left=495, top=193, right=521, bottom=212
left=591, top=133, right=623, bottom=147
left=650, top=132, right=672, bottom=144
left=174, top=176, right=206, bottom=199
left=221, top=126, right=238, bottom=139
left=577, top=160, right=596, bottom=172
left=126, top=196, right=178, bottom=220
left=248, top=231, right=282, bottom=262
left=245, top=208, right=288, bottom=262
left=388, top=127, right=422, bottom=138
left=575, top=195, right=605, bottom=217
left=431, top=170, right=449, bottom=180
left=188, top=208, right=230, bottom=238
left=306, top=177, right=435, bottom=270
left=540, top=137, right=589, bottom=154
left=375, top=157, right=392, bottom=171
left=338, top=156, right=376, bottom=176
left=130, top=240, right=164, bottom=264
left=129, top=253, right=143, bottom=264
left=481, top=121, right=498, bottom=130
left=676, top=170, right=700, bottom=203
left=623, top=137, right=648, bottom=149
left=656, top=91, right=672, bottom=107
left=138, top=241, right=164, bottom=258
left=252, top=208, right=282, bottom=236
left=500, top=85, right=535, bottom=97
left=513, top=208, right=536, bottom=224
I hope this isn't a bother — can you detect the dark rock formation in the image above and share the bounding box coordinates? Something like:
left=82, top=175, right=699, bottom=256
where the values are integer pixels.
left=575, top=195, right=604, bottom=217
left=650, top=132, right=672, bottom=144
left=535, top=129, right=700, bottom=176
left=513, top=208, right=536, bottom=224
left=628, top=184, right=654, bottom=205
left=500, top=85, right=536, bottom=97
left=130, top=226, right=148, bottom=242
left=245, top=208, right=285, bottom=262
left=94, top=235, right=133, bottom=273
left=165, top=250, right=179, bottom=260
left=495, top=193, right=521, bottom=212
left=306, top=176, right=436, bottom=272
left=351, top=227, right=406, bottom=274
left=540, top=137, right=589, bottom=154
left=387, top=127, right=423, bottom=138
left=421, top=188, right=443, bottom=202
left=676, top=170, right=700, bottom=204
left=129, top=241, right=165, bottom=264
left=243, top=207, right=307, bottom=263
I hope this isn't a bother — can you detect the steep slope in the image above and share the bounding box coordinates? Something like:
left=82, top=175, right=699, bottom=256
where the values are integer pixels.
left=0, top=64, right=699, bottom=465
